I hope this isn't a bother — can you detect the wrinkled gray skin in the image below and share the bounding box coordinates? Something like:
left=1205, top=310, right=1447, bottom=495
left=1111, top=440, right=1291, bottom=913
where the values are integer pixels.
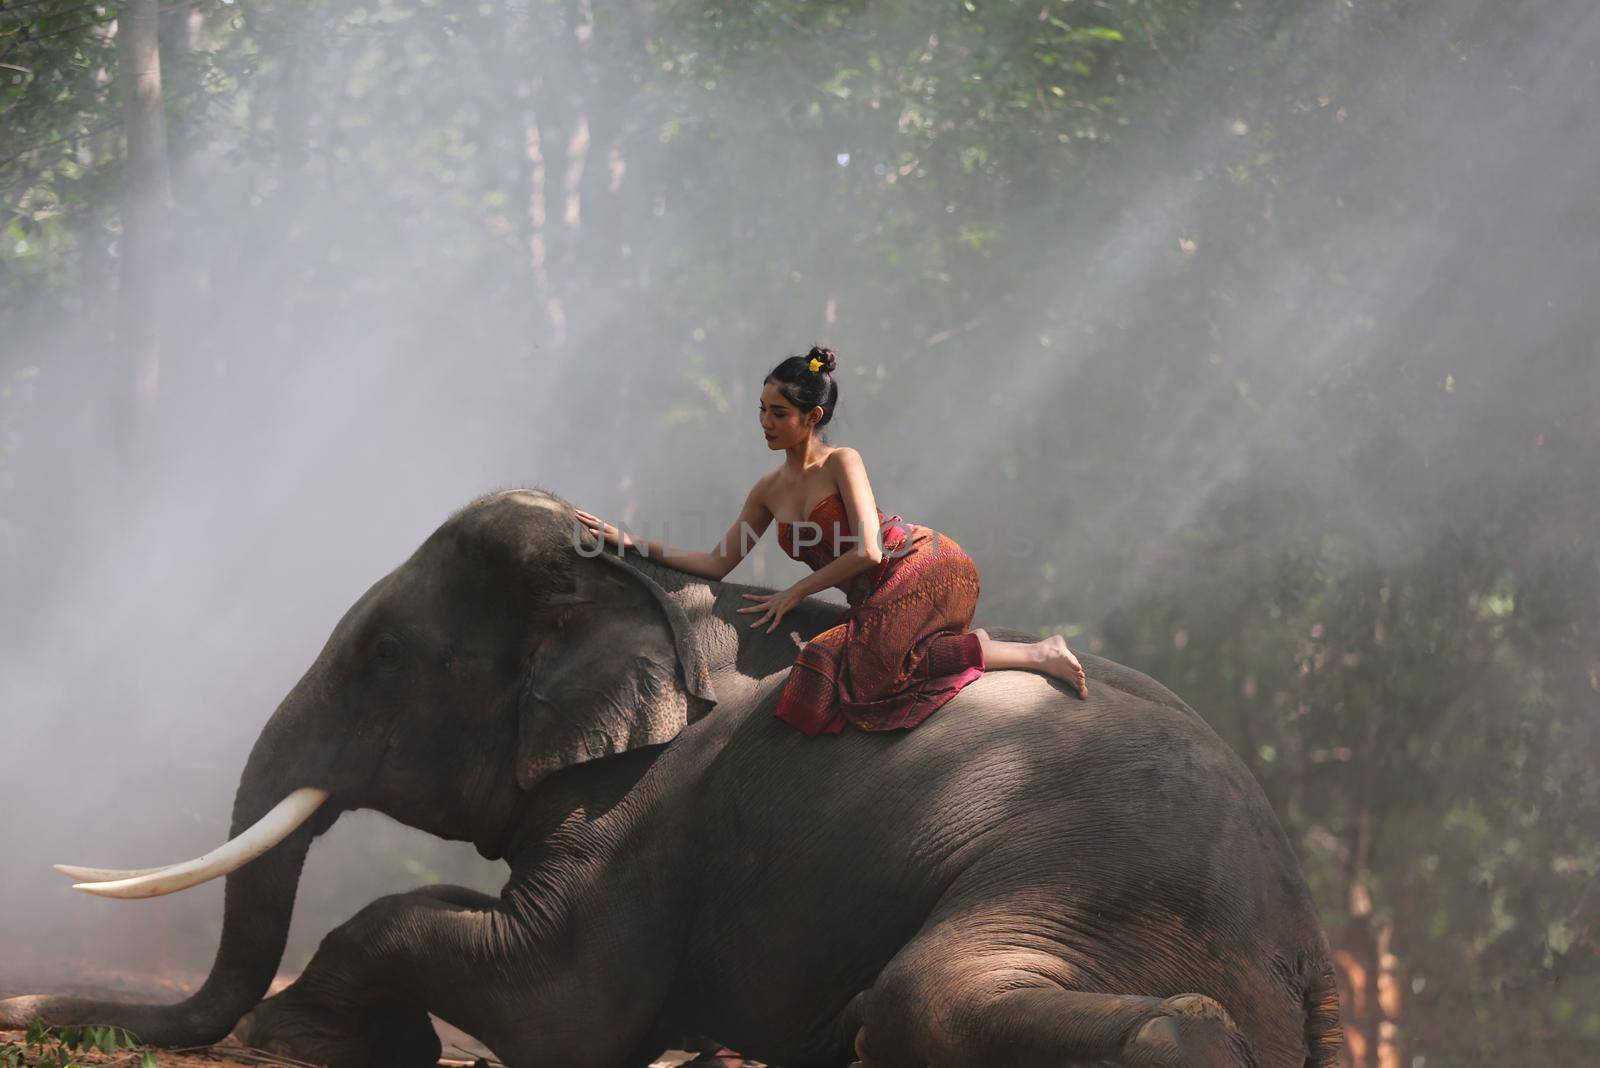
left=1, top=490, right=1343, bottom=1068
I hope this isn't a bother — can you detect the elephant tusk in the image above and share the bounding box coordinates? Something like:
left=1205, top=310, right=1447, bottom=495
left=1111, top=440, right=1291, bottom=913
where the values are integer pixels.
left=53, top=864, right=171, bottom=881
left=61, top=787, right=331, bottom=900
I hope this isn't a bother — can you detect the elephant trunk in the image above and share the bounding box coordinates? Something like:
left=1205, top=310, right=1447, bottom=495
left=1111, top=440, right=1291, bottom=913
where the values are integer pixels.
left=0, top=683, right=345, bottom=1045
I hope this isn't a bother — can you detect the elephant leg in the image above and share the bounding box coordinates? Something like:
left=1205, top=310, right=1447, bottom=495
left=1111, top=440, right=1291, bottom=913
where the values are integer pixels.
left=851, top=943, right=1257, bottom=1068
left=237, top=884, right=628, bottom=1068
left=241, top=983, right=443, bottom=1068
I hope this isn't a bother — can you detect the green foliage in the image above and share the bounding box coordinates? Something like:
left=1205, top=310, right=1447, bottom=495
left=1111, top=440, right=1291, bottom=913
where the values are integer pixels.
left=0, top=1020, right=155, bottom=1068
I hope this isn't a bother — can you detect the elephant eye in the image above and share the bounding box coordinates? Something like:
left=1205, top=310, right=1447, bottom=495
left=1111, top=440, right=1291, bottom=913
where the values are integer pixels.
left=374, top=634, right=403, bottom=664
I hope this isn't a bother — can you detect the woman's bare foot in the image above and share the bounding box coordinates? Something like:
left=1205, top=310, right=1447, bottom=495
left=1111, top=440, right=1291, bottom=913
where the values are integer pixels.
left=1033, top=634, right=1088, bottom=698
left=972, top=629, right=1088, bottom=698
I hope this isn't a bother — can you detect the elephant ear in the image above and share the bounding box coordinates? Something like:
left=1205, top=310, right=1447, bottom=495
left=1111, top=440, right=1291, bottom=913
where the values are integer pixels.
left=516, top=548, right=718, bottom=791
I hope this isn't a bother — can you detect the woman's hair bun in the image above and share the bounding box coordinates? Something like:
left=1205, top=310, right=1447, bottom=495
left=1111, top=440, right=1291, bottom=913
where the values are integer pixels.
left=766, top=346, right=841, bottom=436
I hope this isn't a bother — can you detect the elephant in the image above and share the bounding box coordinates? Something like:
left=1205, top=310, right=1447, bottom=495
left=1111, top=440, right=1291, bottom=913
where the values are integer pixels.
left=1, top=489, right=1344, bottom=1068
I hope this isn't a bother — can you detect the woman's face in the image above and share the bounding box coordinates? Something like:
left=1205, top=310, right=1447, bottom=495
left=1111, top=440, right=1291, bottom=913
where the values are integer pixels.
left=759, top=381, right=816, bottom=450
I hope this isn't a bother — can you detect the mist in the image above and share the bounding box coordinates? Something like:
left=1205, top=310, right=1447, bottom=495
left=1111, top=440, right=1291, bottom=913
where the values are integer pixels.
left=2, top=0, right=1596, bottom=1061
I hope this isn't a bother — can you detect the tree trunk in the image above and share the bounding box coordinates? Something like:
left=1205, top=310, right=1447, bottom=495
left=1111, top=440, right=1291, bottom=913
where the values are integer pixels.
left=113, top=0, right=172, bottom=466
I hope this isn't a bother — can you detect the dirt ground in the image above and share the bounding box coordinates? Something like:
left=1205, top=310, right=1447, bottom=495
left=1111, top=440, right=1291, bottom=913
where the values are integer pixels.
left=0, top=962, right=705, bottom=1068
left=0, top=1038, right=703, bottom=1068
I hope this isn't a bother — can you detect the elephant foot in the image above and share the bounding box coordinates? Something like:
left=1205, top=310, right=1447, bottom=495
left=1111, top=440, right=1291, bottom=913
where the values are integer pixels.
left=1121, top=994, right=1258, bottom=1068
left=234, top=988, right=441, bottom=1068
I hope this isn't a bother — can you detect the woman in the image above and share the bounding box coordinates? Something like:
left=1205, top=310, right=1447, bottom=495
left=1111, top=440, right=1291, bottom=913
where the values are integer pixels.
left=576, top=345, right=1087, bottom=740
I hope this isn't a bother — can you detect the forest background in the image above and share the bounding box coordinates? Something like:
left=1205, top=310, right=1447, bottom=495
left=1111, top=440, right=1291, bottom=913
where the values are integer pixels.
left=2, top=1, right=1597, bottom=1065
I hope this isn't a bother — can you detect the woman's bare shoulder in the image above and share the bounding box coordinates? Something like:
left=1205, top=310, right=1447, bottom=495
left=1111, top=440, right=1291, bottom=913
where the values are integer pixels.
left=825, top=445, right=865, bottom=475
left=751, top=466, right=783, bottom=507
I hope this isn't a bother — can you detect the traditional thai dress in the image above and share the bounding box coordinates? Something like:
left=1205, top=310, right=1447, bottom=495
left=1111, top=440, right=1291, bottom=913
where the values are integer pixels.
left=772, top=491, right=987, bottom=736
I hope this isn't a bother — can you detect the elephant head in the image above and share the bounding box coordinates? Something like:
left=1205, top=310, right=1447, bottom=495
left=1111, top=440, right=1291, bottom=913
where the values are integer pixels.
left=0, top=489, right=718, bottom=1044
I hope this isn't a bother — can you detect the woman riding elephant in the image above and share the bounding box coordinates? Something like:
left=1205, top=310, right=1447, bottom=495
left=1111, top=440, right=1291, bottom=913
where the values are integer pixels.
left=1, top=480, right=1342, bottom=1068
left=576, top=343, right=1089, bottom=737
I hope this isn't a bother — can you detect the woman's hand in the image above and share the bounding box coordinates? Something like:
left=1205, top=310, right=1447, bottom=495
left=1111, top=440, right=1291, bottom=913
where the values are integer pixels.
left=738, top=587, right=804, bottom=633
left=574, top=508, right=636, bottom=551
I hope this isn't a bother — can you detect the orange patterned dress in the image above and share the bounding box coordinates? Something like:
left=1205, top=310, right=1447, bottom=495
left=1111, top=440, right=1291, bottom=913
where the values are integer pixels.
left=772, top=491, right=986, bottom=736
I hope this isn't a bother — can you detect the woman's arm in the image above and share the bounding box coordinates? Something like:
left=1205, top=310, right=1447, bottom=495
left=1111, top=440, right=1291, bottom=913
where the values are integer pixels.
left=576, top=476, right=774, bottom=582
